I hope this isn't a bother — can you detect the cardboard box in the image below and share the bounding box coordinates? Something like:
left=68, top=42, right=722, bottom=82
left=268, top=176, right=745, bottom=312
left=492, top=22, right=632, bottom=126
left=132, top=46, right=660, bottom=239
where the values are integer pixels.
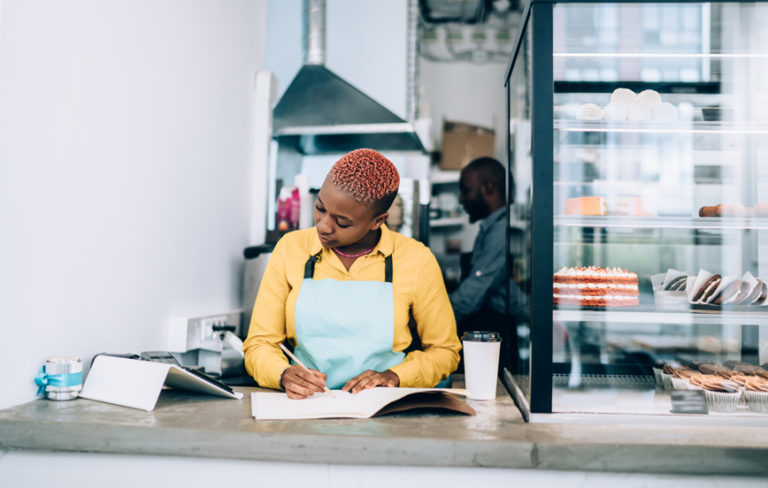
left=439, top=120, right=495, bottom=170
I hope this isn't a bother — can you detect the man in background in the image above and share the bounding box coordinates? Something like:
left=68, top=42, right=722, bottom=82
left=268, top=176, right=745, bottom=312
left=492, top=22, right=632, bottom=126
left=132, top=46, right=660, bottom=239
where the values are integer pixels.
left=449, top=157, right=527, bottom=370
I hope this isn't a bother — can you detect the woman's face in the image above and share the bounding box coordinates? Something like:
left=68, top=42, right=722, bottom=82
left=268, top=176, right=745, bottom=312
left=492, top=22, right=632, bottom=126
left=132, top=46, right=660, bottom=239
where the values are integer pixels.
left=314, top=180, right=385, bottom=248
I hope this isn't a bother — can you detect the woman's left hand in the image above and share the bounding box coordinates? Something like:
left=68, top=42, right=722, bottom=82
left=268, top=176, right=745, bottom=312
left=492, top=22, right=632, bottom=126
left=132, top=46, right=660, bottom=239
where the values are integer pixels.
left=342, top=369, right=400, bottom=394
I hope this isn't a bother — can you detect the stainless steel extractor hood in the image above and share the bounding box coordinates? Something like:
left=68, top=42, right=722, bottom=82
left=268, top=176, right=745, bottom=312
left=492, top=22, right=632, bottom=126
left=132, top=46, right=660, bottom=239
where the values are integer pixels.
left=272, top=0, right=425, bottom=155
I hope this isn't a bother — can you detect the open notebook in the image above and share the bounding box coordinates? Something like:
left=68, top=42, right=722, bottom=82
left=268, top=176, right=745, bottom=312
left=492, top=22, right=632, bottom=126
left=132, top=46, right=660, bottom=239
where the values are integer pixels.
left=251, top=387, right=475, bottom=420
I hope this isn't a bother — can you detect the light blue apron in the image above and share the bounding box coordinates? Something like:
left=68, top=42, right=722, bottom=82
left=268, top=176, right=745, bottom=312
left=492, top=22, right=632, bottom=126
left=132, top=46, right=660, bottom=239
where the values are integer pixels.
left=293, top=252, right=405, bottom=389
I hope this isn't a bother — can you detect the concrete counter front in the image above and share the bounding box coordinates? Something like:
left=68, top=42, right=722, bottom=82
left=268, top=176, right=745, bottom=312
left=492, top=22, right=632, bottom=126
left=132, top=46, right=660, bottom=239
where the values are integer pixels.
left=1, top=381, right=767, bottom=476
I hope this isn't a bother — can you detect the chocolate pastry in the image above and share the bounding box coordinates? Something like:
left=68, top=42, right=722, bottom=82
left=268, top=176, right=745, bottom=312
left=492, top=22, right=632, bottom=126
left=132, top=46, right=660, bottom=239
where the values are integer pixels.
left=716, top=369, right=738, bottom=379
left=698, top=363, right=729, bottom=375
left=733, top=362, right=763, bottom=375
left=664, top=275, right=688, bottom=291
left=711, top=279, right=742, bottom=304
left=692, top=274, right=719, bottom=302
left=698, top=274, right=722, bottom=303
left=703, top=378, right=740, bottom=393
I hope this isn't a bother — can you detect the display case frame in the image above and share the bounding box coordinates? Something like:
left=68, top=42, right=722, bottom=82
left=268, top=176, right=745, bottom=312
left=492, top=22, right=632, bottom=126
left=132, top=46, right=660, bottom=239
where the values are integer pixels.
left=504, top=0, right=768, bottom=418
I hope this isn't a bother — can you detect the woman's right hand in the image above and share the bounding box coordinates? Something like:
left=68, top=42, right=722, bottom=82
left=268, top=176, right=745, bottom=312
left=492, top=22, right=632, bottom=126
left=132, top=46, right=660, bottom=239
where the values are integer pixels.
left=280, top=365, right=328, bottom=399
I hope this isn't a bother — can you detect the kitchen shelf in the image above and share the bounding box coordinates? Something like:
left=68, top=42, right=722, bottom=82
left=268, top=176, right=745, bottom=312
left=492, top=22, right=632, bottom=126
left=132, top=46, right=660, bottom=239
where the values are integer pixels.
left=554, top=215, right=768, bottom=231
left=429, top=169, right=461, bottom=185
left=510, top=218, right=529, bottom=231
left=430, top=216, right=465, bottom=227
left=555, top=308, right=768, bottom=326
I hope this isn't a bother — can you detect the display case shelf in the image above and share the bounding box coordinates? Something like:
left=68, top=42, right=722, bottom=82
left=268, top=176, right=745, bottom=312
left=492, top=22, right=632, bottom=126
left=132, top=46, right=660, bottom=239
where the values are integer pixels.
left=554, top=215, right=768, bottom=231
left=555, top=308, right=768, bottom=326
left=554, top=120, right=768, bottom=135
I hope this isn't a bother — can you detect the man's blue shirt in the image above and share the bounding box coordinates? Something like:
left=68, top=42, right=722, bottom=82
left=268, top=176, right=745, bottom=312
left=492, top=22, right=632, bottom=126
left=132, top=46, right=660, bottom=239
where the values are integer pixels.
left=449, top=207, right=528, bottom=322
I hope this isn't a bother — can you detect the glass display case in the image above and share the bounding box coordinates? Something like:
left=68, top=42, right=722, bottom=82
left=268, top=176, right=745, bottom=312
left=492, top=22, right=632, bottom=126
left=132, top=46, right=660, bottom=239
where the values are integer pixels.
left=505, top=0, right=768, bottom=420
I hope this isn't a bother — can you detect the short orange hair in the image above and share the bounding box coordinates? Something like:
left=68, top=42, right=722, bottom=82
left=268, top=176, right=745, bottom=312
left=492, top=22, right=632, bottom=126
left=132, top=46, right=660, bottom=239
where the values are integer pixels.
left=328, top=148, right=400, bottom=215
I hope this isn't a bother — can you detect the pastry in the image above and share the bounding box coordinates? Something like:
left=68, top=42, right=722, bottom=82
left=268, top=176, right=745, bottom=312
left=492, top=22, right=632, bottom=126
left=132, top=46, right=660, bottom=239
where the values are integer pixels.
left=664, top=275, right=688, bottom=291
left=717, top=203, right=748, bottom=216
left=565, top=197, right=607, bottom=216
left=578, top=103, right=603, bottom=121
left=689, top=374, right=710, bottom=389
left=603, top=103, right=629, bottom=121
left=663, top=363, right=680, bottom=375
left=610, top=88, right=636, bottom=105
left=700, top=377, right=740, bottom=393
left=627, top=104, right=652, bottom=121
left=698, top=203, right=748, bottom=217
left=747, top=280, right=768, bottom=305
left=711, top=279, right=742, bottom=304
left=698, top=376, right=741, bottom=412
left=636, top=89, right=662, bottom=107
left=725, top=280, right=752, bottom=304
left=693, top=274, right=721, bottom=302
left=744, top=377, right=768, bottom=412
left=553, top=266, right=639, bottom=308
left=652, top=101, right=678, bottom=122
left=672, top=367, right=696, bottom=379
left=697, top=336, right=723, bottom=354
left=745, top=376, right=768, bottom=392
left=730, top=374, right=749, bottom=387
left=729, top=361, right=766, bottom=376
left=716, top=369, right=738, bottom=380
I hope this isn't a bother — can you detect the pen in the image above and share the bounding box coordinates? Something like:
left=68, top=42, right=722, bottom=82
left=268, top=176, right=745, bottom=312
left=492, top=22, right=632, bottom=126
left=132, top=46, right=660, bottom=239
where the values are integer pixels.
left=279, top=343, right=335, bottom=398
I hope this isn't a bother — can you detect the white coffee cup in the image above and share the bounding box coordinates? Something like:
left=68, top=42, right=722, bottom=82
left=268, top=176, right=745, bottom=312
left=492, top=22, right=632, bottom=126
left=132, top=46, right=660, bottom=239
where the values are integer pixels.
left=462, top=331, right=501, bottom=400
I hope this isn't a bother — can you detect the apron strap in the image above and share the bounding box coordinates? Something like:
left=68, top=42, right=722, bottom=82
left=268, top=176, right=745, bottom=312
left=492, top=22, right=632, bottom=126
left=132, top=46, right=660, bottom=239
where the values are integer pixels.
left=303, top=252, right=393, bottom=282
left=303, top=252, right=322, bottom=279
left=384, top=254, right=393, bottom=283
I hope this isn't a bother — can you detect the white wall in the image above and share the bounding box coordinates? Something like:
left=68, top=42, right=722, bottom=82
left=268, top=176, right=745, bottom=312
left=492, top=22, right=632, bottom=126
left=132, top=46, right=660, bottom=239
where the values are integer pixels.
left=0, top=0, right=268, bottom=409
left=419, top=58, right=509, bottom=162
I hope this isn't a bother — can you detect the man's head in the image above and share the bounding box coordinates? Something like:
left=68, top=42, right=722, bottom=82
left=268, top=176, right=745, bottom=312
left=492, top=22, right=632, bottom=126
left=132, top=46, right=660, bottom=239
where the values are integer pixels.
left=314, top=149, right=399, bottom=248
left=458, top=157, right=507, bottom=223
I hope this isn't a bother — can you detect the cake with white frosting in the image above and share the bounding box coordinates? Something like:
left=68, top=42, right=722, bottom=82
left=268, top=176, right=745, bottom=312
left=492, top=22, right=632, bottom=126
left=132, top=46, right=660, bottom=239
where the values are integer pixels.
left=553, top=266, right=639, bottom=307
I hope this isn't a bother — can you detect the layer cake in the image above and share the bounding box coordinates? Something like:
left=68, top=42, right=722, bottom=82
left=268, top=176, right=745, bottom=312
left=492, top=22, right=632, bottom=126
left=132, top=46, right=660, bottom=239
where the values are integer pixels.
left=553, top=266, right=639, bottom=307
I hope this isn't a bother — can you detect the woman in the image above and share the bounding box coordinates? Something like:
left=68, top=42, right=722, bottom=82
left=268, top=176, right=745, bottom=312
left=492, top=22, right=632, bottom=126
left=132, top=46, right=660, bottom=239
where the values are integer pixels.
left=244, top=148, right=461, bottom=399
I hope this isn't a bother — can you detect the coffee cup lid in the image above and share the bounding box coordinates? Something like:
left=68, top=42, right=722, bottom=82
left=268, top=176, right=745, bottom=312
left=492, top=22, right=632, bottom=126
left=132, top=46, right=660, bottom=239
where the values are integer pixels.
left=462, top=330, right=502, bottom=342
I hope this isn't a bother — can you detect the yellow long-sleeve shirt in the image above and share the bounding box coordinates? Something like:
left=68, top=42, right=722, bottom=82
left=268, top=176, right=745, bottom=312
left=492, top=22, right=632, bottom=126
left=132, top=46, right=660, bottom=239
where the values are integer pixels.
left=243, top=224, right=461, bottom=390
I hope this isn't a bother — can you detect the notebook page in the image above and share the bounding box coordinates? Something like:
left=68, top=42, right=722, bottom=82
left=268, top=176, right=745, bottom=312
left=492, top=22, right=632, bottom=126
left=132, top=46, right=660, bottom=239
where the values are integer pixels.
left=251, top=387, right=462, bottom=420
